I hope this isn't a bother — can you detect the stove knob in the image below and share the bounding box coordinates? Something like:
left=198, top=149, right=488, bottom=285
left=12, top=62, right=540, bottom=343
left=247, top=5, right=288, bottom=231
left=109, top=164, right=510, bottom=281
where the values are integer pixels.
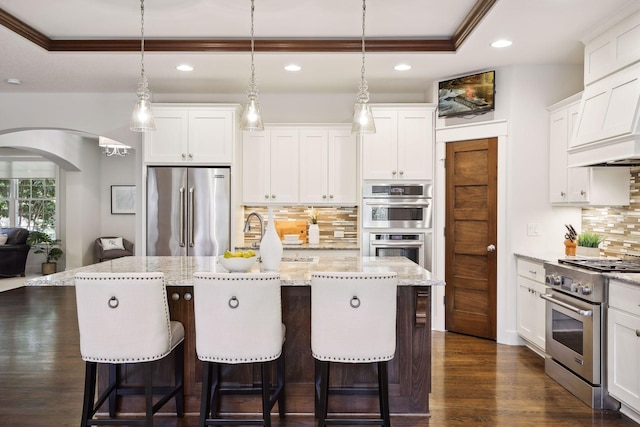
left=546, top=274, right=561, bottom=286
left=579, top=285, right=592, bottom=295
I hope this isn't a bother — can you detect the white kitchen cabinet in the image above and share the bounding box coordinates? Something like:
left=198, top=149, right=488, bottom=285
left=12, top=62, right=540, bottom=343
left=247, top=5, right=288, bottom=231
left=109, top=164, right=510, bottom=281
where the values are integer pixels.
left=299, top=129, right=357, bottom=205
left=242, top=129, right=299, bottom=204
left=607, top=279, right=640, bottom=423
left=548, top=95, right=630, bottom=206
left=516, top=257, right=547, bottom=357
left=362, top=105, right=435, bottom=180
left=144, top=104, right=240, bottom=164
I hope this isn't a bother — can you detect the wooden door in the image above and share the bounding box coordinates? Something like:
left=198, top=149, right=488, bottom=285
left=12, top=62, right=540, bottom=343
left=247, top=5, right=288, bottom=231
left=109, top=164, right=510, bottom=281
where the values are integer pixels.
left=445, top=138, right=497, bottom=340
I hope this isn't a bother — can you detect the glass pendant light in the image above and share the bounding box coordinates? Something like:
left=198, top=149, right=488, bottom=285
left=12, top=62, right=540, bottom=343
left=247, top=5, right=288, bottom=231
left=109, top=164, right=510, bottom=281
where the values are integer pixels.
left=352, top=0, right=375, bottom=135
left=240, top=0, right=264, bottom=131
left=130, top=0, right=155, bottom=132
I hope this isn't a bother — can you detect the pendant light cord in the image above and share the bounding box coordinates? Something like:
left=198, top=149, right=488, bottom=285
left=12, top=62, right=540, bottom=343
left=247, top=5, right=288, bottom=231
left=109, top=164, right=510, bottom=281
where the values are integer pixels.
left=250, top=0, right=256, bottom=88
left=140, top=0, right=146, bottom=80
left=356, top=0, right=370, bottom=104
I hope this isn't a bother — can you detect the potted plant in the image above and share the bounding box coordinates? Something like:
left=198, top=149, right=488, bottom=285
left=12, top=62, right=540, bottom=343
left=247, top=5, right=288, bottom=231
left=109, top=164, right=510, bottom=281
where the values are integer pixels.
left=576, top=231, right=602, bottom=257
left=26, top=231, right=64, bottom=275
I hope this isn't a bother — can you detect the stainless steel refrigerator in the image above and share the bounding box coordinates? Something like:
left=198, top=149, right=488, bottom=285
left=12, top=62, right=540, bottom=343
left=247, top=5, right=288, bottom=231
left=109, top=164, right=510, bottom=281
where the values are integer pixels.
left=146, top=167, right=230, bottom=256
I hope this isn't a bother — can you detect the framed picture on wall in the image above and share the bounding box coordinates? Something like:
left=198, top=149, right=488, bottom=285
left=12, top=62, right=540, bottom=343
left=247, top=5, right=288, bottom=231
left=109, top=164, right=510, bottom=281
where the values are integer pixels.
left=111, top=185, right=136, bottom=214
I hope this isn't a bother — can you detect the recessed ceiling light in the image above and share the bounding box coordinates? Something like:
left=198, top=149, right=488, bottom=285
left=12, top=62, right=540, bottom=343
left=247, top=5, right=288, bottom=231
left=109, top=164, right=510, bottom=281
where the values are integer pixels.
left=284, top=64, right=302, bottom=72
left=176, top=64, right=194, bottom=72
left=6, top=78, right=21, bottom=85
left=491, top=39, right=512, bottom=48
left=394, top=64, right=412, bottom=71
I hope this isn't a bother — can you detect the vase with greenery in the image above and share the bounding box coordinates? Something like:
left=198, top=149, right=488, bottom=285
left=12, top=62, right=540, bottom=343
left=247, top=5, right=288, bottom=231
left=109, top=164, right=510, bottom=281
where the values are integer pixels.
left=27, top=231, right=64, bottom=275
left=308, top=207, right=320, bottom=245
left=576, top=231, right=602, bottom=257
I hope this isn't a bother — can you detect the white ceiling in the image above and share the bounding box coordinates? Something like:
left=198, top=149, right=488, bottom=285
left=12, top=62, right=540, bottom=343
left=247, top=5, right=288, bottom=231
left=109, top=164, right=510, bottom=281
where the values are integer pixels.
left=0, top=0, right=639, bottom=95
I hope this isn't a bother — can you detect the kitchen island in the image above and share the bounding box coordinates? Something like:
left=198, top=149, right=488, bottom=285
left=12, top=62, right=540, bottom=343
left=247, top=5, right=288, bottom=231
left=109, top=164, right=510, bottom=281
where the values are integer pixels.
left=27, top=255, right=444, bottom=417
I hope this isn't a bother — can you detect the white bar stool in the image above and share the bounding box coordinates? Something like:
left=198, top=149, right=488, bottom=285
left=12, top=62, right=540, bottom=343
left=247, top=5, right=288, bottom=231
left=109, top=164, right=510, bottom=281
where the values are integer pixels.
left=193, top=272, right=286, bottom=427
left=311, top=272, right=398, bottom=427
left=75, top=272, right=185, bottom=426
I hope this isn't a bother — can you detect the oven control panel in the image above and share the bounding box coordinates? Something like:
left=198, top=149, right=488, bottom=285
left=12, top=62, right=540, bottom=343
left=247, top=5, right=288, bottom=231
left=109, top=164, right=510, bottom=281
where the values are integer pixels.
left=545, top=274, right=592, bottom=296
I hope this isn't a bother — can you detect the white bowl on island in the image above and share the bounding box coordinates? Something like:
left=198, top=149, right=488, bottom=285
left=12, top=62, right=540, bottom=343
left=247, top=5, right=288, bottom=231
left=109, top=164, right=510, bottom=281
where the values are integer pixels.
left=218, top=256, right=257, bottom=272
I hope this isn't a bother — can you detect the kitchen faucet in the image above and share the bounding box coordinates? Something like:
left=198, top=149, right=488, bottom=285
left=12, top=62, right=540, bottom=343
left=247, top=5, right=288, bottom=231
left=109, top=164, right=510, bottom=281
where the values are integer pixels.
left=243, top=212, right=264, bottom=248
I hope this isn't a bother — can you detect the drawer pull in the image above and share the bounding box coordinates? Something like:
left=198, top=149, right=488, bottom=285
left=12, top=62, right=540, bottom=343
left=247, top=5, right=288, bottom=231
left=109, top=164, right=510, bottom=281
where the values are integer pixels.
left=529, top=270, right=537, bottom=275
left=415, top=289, right=429, bottom=327
left=636, top=330, right=640, bottom=338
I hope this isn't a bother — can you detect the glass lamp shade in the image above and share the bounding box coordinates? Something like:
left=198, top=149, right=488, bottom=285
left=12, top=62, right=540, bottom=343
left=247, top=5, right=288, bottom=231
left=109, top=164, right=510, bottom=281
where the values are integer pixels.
left=130, top=98, right=156, bottom=132
left=240, top=98, right=264, bottom=131
left=351, top=102, right=376, bottom=134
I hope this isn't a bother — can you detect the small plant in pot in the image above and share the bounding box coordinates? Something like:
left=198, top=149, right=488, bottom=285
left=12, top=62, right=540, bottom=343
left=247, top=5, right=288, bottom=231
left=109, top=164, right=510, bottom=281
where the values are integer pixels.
left=576, top=231, right=603, bottom=257
left=26, top=231, right=64, bottom=275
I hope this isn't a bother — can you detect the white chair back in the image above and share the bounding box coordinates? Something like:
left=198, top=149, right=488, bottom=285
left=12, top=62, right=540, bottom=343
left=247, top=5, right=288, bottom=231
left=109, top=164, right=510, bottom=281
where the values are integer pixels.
left=193, top=272, right=283, bottom=364
left=311, top=272, right=398, bottom=362
left=75, top=272, right=184, bottom=363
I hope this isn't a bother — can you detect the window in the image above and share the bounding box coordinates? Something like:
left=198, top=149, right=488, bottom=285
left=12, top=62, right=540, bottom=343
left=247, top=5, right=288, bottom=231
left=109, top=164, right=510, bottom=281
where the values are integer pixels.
left=0, top=160, right=58, bottom=236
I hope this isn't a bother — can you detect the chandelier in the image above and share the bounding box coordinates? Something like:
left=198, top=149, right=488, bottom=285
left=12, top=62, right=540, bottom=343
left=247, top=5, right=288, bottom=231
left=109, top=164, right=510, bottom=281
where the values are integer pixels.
left=130, top=0, right=156, bottom=132
left=240, top=0, right=264, bottom=131
left=351, top=0, right=376, bottom=135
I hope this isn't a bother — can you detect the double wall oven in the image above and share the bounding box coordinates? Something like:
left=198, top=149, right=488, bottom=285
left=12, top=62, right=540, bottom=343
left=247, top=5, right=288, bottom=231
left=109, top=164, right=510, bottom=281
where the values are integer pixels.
left=542, top=258, right=640, bottom=409
left=362, top=182, right=432, bottom=271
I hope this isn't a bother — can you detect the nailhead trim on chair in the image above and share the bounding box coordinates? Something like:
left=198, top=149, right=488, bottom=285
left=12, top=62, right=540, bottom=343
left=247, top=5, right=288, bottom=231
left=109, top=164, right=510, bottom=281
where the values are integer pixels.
left=77, top=274, right=176, bottom=364
left=311, top=352, right=395, bottom=362
left=198, top=351, right=283, bottom=363
left=311, top=273, right=398, bottom=280
left=193, top=274, right=278, bottom=281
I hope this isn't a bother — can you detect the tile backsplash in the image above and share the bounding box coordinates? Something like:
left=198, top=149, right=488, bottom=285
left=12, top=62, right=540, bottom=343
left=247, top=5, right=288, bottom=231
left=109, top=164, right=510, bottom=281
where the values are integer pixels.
left=242, top=206, right=358, bottom=245
left=582, top=167, right=640, bottom=257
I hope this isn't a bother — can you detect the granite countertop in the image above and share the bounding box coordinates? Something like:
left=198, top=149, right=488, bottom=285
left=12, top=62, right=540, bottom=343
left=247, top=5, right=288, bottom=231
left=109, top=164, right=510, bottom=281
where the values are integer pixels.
left=236, top=242, right=359, bottom=251
left=605, top=272, right=640, bottom=286
left=25, top=255, right=444, bottom=288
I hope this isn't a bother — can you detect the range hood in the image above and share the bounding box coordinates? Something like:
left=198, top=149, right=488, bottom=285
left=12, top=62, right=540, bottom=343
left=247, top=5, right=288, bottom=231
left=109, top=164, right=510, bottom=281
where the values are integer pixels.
left=568, top=61, right=640, bottom=167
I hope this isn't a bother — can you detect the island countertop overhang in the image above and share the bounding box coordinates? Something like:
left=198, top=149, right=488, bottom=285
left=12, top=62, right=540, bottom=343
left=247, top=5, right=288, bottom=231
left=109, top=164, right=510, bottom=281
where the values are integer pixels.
left=25, top=255, right=445, bottom=287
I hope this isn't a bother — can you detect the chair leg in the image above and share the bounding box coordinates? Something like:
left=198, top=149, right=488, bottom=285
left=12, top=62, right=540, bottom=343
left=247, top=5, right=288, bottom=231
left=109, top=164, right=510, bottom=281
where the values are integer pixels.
left=277, top=352, right=286, bottom=418
left=144, top=362, right=154, bottom=426
left=108, top=364, right=118, bottom=417
left=174, top=341, right=185, bottom=417
left=261, top=362, right=272, bottom=427
left=378, top=361, right=391, bottom=427
left=199, top=361, right=213, bottom=427
left=317, top=360, right=330, bottom=427
left=81, top=362, right=97, bottom=427
left=212, top=363, right=221, bottom=419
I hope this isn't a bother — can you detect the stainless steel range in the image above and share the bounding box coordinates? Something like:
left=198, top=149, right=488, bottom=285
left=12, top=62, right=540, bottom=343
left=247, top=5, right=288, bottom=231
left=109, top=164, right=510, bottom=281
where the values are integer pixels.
left=542, top=258, right=640, bottom=409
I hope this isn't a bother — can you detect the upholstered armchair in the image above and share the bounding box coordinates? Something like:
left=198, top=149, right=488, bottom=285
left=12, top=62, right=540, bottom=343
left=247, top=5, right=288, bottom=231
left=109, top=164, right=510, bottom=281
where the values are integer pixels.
left=0, top=227, right=31, bottom=277
left=94, top=237, right=134, bottom=263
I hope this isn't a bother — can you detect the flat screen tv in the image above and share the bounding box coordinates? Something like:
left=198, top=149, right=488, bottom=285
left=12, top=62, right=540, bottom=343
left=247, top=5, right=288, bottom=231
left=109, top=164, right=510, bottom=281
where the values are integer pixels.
left=438, top=70, right=495, bottom=118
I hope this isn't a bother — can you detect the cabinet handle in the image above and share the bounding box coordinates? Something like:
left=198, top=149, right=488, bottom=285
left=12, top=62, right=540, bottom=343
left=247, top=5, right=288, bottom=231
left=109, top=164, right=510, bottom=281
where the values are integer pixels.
left=392, top=170, right=397, bottom=175
left=184, top=292, right=192, bottom=301
left=322, top=194, right=327, bottom=199
left=399, top=170, right=404, bottom=175
left=415, top=289, right=429, bottom=327
left=188, top=153, right=193, bottom=159
left=272, top=194, right=276, bottom=199
left=529, top=270, right=537, bottom=275
left=636, top=330, right=640, bottom=338
left=560, top=191, right=566, bottom=197
left=264, top=194, right=269, bottom=199
left=171, top=293, right=180, bottom=301
left=181, top=153, right=186, bottom=160
left=329, top=194, right=334, bottom=199
left=580, top=190, right=586, bottom=196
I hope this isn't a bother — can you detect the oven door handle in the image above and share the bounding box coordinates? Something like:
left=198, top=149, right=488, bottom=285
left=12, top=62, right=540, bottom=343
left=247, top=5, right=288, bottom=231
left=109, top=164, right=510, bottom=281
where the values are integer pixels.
left=540, top=293, right=593, bottom=317
left=365, top=201, right=431, bottom=207
left=371, top=241, right=423, bottom=247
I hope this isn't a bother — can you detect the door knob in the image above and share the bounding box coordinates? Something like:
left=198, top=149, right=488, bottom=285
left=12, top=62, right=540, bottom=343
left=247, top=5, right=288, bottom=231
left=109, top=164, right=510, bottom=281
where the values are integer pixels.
left=487, top=244, right=496, bottom=252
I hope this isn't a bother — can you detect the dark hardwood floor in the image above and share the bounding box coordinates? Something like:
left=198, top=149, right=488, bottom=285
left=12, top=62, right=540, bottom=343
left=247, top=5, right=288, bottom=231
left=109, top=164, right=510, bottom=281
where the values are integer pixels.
left=0, top=285, right=637, bottom=427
